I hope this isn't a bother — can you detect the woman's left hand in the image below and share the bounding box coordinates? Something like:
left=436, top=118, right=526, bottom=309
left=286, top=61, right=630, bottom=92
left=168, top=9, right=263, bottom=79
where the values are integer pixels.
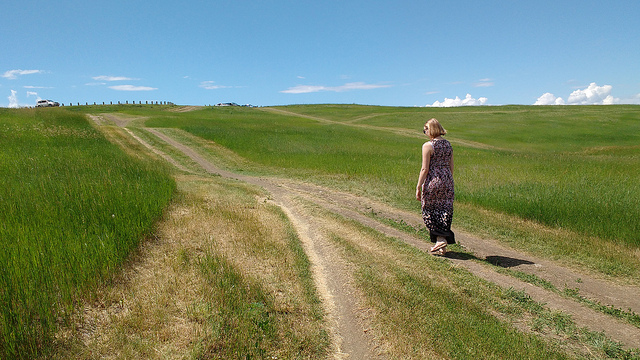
left=415, top=187, right=421, bottom=201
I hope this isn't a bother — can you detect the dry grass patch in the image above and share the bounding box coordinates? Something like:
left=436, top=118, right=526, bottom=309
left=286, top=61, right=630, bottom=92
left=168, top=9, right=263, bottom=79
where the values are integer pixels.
left=50, top=174, right=329, bottom=359
left=306, top=207, right=627, bottom=359
left=155, top=128, right=259, bottom=174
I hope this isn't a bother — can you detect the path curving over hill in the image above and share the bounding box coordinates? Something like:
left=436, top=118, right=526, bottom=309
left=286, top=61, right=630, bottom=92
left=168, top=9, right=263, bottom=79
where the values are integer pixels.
left=143, top=125, right=640, bottom=352
left=87, top=112, right=640, bottom=357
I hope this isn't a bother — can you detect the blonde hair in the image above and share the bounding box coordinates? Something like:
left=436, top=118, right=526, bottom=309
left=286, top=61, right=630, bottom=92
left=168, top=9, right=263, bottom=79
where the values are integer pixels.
left=424, top=118, right=447, bottom=138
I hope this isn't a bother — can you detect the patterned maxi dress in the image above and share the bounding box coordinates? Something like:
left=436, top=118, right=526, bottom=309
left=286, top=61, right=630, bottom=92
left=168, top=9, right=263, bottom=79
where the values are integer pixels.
left=421, top=138, right=455, bottom=244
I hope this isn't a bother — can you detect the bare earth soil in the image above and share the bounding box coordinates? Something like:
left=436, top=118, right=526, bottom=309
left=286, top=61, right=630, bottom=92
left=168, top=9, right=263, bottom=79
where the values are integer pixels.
left=90, top=113, right=640, bottom=358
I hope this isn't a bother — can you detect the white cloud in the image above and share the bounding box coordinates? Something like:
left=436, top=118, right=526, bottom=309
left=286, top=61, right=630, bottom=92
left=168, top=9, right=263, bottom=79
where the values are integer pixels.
left=281, top=85, right=326, bottom=94
left=426, top=94, right=488, bottom=107
left=534, top=83, right=625, bottom=105
left=338, top=82, right=391, bottom=91
left=109, top=85, right=157, bottom=91
left=473, top=79, right=494, bottom=87
left=2, top=69, right=43, bottom=79
left=8, top=90, right=19, bottom=108
left=199, top=81, right=230, bottom=90
left=567, top=83, right=617, bottom=105
left=23, top=85, right=51, bottom=89
left=281, top=82, right=391, bottom=94
left=534, top=92, right=565, bottom=105
left=93, top=75, right=137, bottom=81
left=26, top=91, right=38, bottom=98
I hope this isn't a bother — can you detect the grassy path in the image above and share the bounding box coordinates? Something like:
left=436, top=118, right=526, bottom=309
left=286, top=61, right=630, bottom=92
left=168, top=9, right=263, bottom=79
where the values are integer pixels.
left=145, top=127, right=383, bottom=359
left=260, top=107, right=509, bottom=151
left=144, top=123, right=640, bottom=353
left=57, top=110, right=640, bottom=359
left=258, top=107, right=640, bottom=318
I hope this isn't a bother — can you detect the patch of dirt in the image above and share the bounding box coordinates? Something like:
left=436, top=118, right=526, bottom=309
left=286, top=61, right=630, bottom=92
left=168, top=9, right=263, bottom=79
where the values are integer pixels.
left=167, top=106, right=203, bottom=113
left=89, top=113, right=148, bottom=128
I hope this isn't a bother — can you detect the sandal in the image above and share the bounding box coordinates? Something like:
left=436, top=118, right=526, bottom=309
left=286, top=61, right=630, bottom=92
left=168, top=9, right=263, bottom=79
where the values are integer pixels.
left=430, top=241, right=447, bottom=252
left=432, top=247, right=447, bottom=256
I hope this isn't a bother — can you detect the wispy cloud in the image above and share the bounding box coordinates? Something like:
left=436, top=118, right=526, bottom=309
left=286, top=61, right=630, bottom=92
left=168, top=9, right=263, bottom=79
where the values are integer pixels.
left=109, top=85, right=157, bottom=91
left=199, top=81, right=230, bottom=90
left=473, top=78, right=494, bottom=87
left=624, top=93, right=640, bottom=105
left=93, top=75, right=138, bottom=81
left=8, top=90, right=19, bottom=108
left=23, top=85, right=52, bottom=89
left=281, top=82, right=392, bottom=94
left=281, top=85, right=327, bottom=94
left=426, top=94, right=488, bottom=107
left=2, top=69, right=44, bottom=79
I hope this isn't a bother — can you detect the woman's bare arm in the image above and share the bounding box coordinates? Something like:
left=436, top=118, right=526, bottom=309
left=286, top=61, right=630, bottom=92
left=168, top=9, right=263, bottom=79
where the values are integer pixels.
left=416, top=142, right=433, bottom=200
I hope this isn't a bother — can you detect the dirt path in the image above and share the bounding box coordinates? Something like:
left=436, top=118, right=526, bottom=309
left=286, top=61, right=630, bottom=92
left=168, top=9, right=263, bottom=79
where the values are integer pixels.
left=89, top=113, right=640, bottom=356
left=271, top=179, right=640, bottom=347
left=142, top=126, right=640, bottom=352
left=166, top=105, right=203, bottom=112
left=260, top=107, right=511, bottom=151
left=146, top=128, right=383, bottom=359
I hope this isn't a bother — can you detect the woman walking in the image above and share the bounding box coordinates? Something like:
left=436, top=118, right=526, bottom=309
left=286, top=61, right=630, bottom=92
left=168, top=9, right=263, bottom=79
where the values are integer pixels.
left=416, top=118, right=455, bottom=255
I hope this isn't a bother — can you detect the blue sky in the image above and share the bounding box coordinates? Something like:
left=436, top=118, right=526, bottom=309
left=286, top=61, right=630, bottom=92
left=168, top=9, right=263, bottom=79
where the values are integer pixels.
left=2, top=0, right=639, bottom=107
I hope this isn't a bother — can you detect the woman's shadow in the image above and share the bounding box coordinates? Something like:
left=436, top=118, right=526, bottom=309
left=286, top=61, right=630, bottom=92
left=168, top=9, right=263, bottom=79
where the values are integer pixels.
left=445, top=251, right=535, bottom=268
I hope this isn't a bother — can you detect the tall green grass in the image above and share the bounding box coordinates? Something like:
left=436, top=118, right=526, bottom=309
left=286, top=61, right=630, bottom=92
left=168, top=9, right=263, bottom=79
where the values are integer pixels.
left=0, top=108, right=175, bottom=359
left=146, top=106, right=419, bottom=202
left=454, top=145, right=640, bottom=246
left=146, top=105, right=640, bottom=248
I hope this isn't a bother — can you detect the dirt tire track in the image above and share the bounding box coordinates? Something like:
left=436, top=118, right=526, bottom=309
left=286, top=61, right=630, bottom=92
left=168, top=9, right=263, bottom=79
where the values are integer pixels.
left=142, top=127, right=640, bottom=350
left=279, top=180, right=640, bottom=314
left=145, top=128, right=384, bottom=359
left=260, top=107, right=509, bottom=151
left=89, top=110, right=640, bottom=354
left=276, top=180, right=640, bottom=347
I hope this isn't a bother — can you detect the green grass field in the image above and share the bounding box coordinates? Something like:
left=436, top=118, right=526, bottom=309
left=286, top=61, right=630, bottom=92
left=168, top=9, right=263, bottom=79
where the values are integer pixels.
left=0, top=108, right=175, bottom=359
left=145, top=104, right=640, bottom=249
left=2, top=103, right=638, bottom=359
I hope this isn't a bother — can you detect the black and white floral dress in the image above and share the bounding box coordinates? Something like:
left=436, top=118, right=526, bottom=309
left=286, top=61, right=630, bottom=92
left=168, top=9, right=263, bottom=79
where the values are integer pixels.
left=421, top=138, right=455, bottom=244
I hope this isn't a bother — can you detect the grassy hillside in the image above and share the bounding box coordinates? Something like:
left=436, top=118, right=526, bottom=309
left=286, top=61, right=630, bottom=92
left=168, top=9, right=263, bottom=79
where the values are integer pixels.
left=3, top=103, right=638, bottom=358
left=0, top=108, right=175, bottom=359
left=145, top=105, right=639, bottom=250
left=141, top=104, right=640, bottom=281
